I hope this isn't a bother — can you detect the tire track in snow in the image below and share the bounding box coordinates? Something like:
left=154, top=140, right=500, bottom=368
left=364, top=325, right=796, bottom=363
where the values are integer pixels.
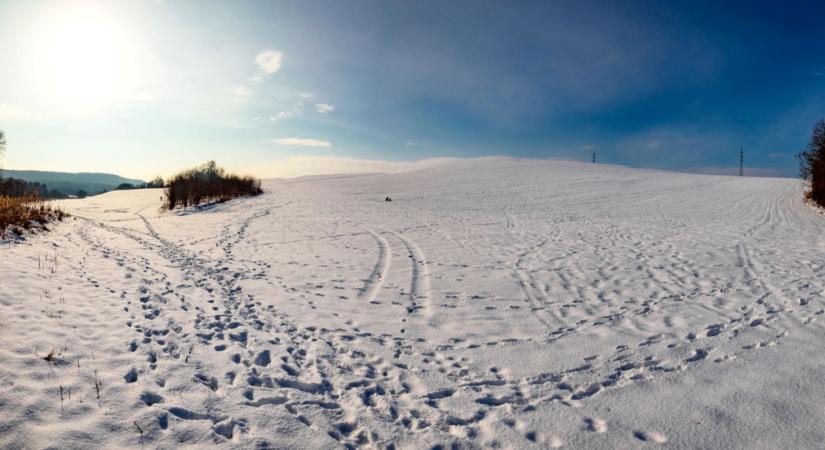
left=358, top=226, right=391, bottom=302
left=513, top=237, right=556, bottom=329
left=381, top=228, right=432, bottom=318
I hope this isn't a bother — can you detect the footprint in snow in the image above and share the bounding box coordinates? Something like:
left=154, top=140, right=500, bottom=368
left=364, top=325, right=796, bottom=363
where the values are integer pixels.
left=634, top=430, right=668, bottom=443
left=584, top=417, right=608, bottom=433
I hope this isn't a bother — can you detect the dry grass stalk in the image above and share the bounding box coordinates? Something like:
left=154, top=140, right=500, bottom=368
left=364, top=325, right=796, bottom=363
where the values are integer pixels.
left=93, top=369, right=103, bottom=407
left=134, top=420, right=145, bottom=450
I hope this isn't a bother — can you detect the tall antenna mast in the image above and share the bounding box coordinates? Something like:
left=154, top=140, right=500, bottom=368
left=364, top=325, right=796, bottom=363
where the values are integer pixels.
left=739, top=147, right=744, bottom=176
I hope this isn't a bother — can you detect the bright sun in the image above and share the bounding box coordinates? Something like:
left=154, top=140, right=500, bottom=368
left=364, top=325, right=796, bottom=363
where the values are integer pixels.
left=33, top=4, right=132, bottom=107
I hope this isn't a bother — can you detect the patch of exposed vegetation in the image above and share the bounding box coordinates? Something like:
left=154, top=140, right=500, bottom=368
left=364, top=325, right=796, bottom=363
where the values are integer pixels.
left=0, top=196, right=66, bottom=239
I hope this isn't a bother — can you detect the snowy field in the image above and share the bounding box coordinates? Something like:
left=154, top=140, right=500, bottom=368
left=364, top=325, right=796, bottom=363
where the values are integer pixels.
left=2, top=157, right=825, bottom=449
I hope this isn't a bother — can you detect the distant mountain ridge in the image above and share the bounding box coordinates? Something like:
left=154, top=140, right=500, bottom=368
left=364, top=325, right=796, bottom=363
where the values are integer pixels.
left=0, top=169, right=145, bottom=196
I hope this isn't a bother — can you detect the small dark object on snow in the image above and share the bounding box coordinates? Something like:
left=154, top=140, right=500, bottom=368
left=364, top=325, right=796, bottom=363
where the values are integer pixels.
left=385, top=196, right=392, bottom=202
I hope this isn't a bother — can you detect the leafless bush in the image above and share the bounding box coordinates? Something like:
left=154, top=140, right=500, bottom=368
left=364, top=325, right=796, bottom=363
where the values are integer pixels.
left=146, top=176, right=165, bottom=188
left=164, top=161, right=262, bottom=210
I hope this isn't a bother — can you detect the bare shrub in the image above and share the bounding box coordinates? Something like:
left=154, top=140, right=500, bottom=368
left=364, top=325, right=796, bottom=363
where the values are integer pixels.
left=146, top=176, right=165, bottom=188
left=164, top=161, right=262, bottom=210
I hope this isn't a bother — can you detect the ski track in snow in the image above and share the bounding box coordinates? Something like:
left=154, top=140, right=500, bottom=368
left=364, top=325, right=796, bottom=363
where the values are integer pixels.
left=2, top=158, right=825, bottom=449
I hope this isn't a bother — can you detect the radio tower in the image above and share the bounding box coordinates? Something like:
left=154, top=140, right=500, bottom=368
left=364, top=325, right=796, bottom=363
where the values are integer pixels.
left=739, top=147, right=744, bottom=176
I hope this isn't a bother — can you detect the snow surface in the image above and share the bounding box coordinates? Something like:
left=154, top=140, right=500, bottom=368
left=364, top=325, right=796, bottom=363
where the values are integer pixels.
left=1, top=157, right=824, bottom=449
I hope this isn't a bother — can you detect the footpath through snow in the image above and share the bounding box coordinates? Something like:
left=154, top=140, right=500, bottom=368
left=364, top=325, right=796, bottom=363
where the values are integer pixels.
left=1, top=157, right=824, bottom=449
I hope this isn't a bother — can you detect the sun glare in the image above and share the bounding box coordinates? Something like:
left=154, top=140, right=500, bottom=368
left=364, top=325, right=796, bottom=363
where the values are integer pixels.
left=32, top=4, right=133, bottom=108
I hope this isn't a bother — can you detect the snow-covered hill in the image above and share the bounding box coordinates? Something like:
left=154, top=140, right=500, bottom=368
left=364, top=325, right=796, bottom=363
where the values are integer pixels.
left=2, top=157, right=824, bottom=449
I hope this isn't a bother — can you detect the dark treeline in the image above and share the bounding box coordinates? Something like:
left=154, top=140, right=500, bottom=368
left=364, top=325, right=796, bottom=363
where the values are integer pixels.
left=0, top=176, right=165, bottom=198
left=798, top=119, right=825, bottom=207
left=0, top=176, right=70, bottom=199
left=164, top=161, right=262, bottom=210
left=1, top=172, right=164, bottom=199
left=116, top=176, right=165, bottom=191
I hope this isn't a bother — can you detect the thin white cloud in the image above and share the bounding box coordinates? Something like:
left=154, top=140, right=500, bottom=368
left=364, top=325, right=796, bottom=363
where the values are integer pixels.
left=270, top=101, right=304, bottom=121
left=315, top=103, right=334, bottom=114
left=271, top=111, right=297, bottom=121
left=255, top=50, right=283, bottom=74
left=0, top=104, right=47, bottom=121
left=232, top=86, right=252, bottom=100
left=272, top=138, right=332, bottom=148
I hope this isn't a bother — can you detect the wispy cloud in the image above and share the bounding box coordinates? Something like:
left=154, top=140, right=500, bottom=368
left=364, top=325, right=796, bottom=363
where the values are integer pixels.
left=0, top=104, right=47, bottom=121
left=271, top=96, right=335, bottom=121
left=232, top=86, right=252, bottom=100
left=255, top=50, right=283, bottom=74
left=272, top=138, right=332, bottom=148
left=270, top=111, right=297, bottom=121
left=315, top=103, right=334, bottom=114
left=270, top=101, right=304, bottom=121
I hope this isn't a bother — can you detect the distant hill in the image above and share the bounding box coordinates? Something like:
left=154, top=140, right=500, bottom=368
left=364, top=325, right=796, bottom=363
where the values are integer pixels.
left=0, top=169, right=145, bottom=197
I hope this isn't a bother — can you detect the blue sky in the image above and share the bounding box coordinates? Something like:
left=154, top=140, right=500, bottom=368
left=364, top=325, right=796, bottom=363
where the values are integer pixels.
left=0, top=0, right=823, bottom=179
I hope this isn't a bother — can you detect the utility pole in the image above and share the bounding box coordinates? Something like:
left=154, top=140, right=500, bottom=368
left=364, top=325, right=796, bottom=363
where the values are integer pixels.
left=739, top=147, right=744, bottom=176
